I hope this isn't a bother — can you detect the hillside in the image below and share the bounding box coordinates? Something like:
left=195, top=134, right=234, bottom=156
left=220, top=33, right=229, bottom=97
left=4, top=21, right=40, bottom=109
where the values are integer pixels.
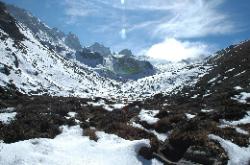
left=0, top=1, right=250, bottom=165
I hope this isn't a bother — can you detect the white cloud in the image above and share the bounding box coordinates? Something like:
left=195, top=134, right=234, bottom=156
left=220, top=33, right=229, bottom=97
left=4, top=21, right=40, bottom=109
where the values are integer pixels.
left=146, top=38, right=209, bottom=62
left=63, top=0, right=235, bottom=38
left=152, top=0, right=234, bottom=38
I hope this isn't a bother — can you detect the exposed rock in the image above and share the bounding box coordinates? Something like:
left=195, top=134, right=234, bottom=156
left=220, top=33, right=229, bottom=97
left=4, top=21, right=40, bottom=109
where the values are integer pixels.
left=119, top=49, right=133, bottom=56
left=88, top=42, right=111, bottom=56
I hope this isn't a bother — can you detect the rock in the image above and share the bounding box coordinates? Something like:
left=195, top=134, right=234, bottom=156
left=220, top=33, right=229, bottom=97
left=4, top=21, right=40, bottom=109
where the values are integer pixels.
left=138, top=147, right=153, bottom=160
left=119, top=49, right=133, bottom=56
left=183, top=146, right=225, bottom=165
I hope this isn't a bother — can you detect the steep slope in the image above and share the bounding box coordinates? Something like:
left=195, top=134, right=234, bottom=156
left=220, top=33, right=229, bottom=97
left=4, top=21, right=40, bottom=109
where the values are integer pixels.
left=6, top=4, right=81, bottom=57
left=6, top=4, right=157, bottom=81
left=119, top=63, right=211, bottom=99
left=133, top=41, right=250, bottom=164
left=87, top=42, right=112, bottom=57
left=0, top=3, right=119, bottom=98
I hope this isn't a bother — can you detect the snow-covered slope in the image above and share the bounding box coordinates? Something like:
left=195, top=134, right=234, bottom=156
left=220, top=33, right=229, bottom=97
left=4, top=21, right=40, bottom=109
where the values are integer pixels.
left=0, top=4, right=120, bottom=98
left=0, top=27, right=210, bottom=102
left=118, top=63, right=211, bottom=100
left=0, top=27, right=119, bottom=97
left=6, top=4, right=81, bottom=58
left=0, top=125, right=162, bottom=165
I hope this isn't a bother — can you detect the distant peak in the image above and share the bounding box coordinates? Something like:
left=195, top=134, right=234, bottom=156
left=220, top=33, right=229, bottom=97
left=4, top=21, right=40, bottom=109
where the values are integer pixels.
left=88, top=42, right=111, bottom=56
left=119, top=49, right=133, bottom=56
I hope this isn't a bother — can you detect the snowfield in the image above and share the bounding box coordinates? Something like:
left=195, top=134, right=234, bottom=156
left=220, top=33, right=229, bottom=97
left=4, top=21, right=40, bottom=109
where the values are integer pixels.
left=0, top=125, right=162, bottom=165
left=0, top=24, right=211, bottom=102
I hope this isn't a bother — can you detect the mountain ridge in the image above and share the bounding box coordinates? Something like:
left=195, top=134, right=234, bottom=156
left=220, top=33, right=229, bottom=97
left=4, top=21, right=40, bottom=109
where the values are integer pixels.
left=6, top=3, right=156, bottom=81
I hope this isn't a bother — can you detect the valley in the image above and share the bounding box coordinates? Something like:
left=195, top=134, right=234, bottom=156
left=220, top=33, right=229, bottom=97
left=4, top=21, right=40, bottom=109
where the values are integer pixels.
left=0, top=1, right=250, bottom=165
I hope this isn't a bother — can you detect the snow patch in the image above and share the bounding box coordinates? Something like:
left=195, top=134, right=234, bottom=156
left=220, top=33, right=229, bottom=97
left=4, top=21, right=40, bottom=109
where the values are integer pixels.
left=234, top=70, right=246, bottom=77
left=201, top=109, right=214, bottom=113
left=209, top=134, right=250, bottom=165
left=0, top=125, right=163, bottom=165
left=221, top=111, right=250, bottom=126
left=234, top=86, right=243, bottom=90
left=208, top=74, right=220, bottom=84
left=232, top=92, right=250, bottom=104
left=185, top=113, right=196, bottom=119
left=138, top=109, right=160, bottom=124
left=67, top=112, right=77, bottom=118
left=131, top=122, right=168, bottom=142
left=235, top=127, right=248, bottom=135
left=0, top=108, right=17, bottom=124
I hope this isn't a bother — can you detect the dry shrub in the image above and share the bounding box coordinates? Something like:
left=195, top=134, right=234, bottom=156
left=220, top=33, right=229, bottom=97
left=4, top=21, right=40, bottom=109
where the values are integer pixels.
left=84, top=128, right=98, bottom=141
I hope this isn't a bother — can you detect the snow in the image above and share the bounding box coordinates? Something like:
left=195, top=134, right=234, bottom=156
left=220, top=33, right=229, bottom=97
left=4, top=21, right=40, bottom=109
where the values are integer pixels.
left=112, top=103, right=125, bottom=109
left=234, top=70, right=246, bottom=77
left=0, top=23, right=212, bottom=101
left=87, top=100, right=126, bottom=111
left=131, top=122, right=168, bottom=142
left=209, top=134, right=250, bottom=165
left=119, top=64, right=211, bottom=100
left=191, top=94, right=199, bottom=99
left=0, top=25, right=121, bottom=99
left=232, top=92, right=250, bottom=104
left=0, top=125, right=163, bottom=165
left=67, top=112, right=77, bottom=118
left=185, top=113, right=196, bottom=119
left=225, top=68, right=235, bottom=73
left=0, top=112, right=17, bottom=124
left=208, top=74, right=220, bottom=84
left=201, top=109, right=214, bottom=113
left=235, top=127, right=248, bottom=135
left=0, top=108, right=17, bottom=124
left=87, top=100, right=106, bottom=107
left=138, top=109, right=160, bottom=124
left=234, top=86, right=243, bottom=90
left=221, top=111, right=250, bottom=126
left=150, top=130, right=168, bottom=142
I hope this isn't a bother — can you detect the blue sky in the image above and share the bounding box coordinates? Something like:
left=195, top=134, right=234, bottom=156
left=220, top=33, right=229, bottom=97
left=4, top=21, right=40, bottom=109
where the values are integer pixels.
left=3, top=0, right=250, bottom=61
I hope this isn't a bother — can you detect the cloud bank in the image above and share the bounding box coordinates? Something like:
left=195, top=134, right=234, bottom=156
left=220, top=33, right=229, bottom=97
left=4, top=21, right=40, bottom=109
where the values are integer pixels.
left=146, top=38, right=209, bottom=62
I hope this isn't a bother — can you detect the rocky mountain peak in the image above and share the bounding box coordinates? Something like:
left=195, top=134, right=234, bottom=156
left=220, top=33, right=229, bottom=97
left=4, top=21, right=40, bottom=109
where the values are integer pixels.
left=119, top=49, right=133, bottom=57
left=88, top=42, right=111, bottom=56
left=65, top=32, right=82, bottom=50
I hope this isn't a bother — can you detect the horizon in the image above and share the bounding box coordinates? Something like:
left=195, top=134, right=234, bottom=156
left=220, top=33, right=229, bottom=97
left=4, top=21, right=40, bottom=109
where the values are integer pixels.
left=2, top=0, right=250, bottom=62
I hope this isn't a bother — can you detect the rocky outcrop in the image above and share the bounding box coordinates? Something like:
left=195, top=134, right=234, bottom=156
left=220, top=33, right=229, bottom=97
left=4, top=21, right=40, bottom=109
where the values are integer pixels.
left=88, top=42, right=111, bottom=56
left=119, top=49, right=133, bottom=56
left=75, top=48, right=104, bottom=67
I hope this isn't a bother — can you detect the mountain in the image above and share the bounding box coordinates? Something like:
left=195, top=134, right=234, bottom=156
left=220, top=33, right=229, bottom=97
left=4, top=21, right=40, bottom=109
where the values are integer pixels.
left=5, top=4, right=156, bottom=81
left=6, top=4, right=82, bottom=59
left=119, top=49, right=133, bottom=56
left=0, top=2, right=119, bottom=98
left=87, top=42, right=112, bottom=56
left=0, top=1, right=250, bottom=165
left=75, top=48, right=104, bottom=68
left=65, top=32, right=82, bottom=51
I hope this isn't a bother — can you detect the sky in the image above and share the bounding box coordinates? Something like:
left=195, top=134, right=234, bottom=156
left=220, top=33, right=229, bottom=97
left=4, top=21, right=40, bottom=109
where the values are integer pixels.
left=3, top=0, right=250, bottom=62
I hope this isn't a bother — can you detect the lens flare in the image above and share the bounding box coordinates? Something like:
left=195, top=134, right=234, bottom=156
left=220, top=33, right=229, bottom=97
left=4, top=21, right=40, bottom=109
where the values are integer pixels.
left=120, top=28, right=127, bottom=39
